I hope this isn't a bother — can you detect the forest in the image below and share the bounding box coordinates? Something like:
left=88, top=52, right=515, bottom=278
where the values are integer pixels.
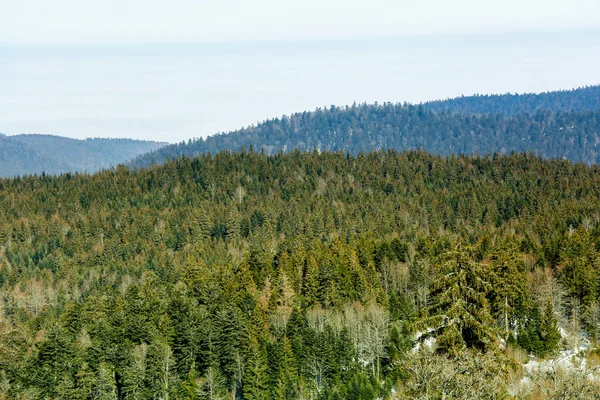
left=0, top=134, right=166, bottom=178
left=131, top=86, right=600, bottom=168
left=1, top=150, right=600, bottom=399
left=422, top=85, right=600, bottom=115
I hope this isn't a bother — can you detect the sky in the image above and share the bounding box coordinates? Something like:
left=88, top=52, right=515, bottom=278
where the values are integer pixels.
left=1, top=1, right=600, bottom=142
left=2, top=0, right=600, bottom=44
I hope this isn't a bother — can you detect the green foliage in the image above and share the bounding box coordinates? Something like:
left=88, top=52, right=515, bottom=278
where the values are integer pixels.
left=132, top=87, right=600, bottom=168
left=242, top=338, right=269, bottom=400
left=418, top=245, right=497, bottom=356
left=0, top=150, right=599, bottom=398
left=517, top=299, right=561, bottom=357
left=541, top=299, right=561, bottom=355
left=488, top=243, right=530, bottom=337
left=92, top=363, right=118, bottom=400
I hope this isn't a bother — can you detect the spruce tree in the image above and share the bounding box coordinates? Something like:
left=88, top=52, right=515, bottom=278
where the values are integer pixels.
left=418, top=244, right=497, bottom=356
left=242, top=338, right=269, bottom=400
left=518, top=304, right=543, bottom=356
left=488, top=244, right=529, bottom=338
left=121, top=344, right=148, bottom=400
left=92, top=363, right=118, bottom=400
left=541, top=298, right=561, bottom=355
left=302, top=255, right=320, bottom=307
left=213, top=307, right=243, bottom=390
left=273, top=337, right=298, bottom=400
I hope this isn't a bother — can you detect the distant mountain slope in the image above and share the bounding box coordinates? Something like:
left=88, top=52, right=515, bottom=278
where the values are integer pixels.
left=422, top=85, right=600, bottom=115
left=0, top=135, right=57, bottom=178
left=0, top=134, right=166, bottom=177
left=131, top=102, right=600, bottom=168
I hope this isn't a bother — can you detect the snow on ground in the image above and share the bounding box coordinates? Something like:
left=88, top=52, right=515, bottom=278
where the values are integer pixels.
left=515, top=335, right=600, bottom=396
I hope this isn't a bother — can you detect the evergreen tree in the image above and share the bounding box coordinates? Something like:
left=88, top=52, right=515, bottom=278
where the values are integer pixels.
left=273, top=337, right=298, bottom=400
left=518, top=304, right=544, bottom=356
left=92, top=363, right=117, bottom=400
left=540, top=298, right=561, bottom=356
left=418, top=244, right=497, bottom=356
left=242, top=338, right=269, bottom=400
left=197, top=365, right=228, bottom=400
left=302, top=255, right=320, bottom=307
left=488, top=244, right=529, bottom=338
left=147, top=339, right=178, bottom=400
left=344, top=373, right=377, bottom=400
left=2, top=148, right=600, bottom=397
left=121, top=344, right=149, bottom=400
left=213, top=307, right=243, bottom=391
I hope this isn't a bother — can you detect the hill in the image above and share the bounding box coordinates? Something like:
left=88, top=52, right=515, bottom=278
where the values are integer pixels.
left=0, top=134, right=57, bottom=177
left=0, top=134, right=166, bottom=177
left=131, top=101, right=600, bottom=168
left=1, top=150, right=600, bottom=397
left=422, top=85, right=600, bottom=115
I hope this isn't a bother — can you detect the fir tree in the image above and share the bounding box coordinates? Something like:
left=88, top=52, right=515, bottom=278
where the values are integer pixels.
left=273, top=337, right=298, bottom=400
left=418, top=244, right=497, bottom=356
left=92, top=363, right=118, bottom=400
left=518, top=304, right=544, bottom=356
left=242, top=338, right=269, bottom=400
left=302, top=255, right=320, bottom=307
left=540, top=298, right=561, bottom=356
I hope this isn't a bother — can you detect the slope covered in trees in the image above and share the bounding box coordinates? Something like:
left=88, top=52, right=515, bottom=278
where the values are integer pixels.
left=0, top=134, right=57, bottom=178
left=1, top=150, right=600, bottom=398
left=422, top=85, right=600, bottom=115
left=0, top=134, right=166, bottom=178
left=131, top=86, right=600, bottom=169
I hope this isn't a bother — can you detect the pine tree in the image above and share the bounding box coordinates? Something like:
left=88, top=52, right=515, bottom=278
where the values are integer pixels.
left=71, top=363, right=95, bottom=400
left=226, top=208, right=241, bottom=242
left=540, top=298, right=561, bottom=355
left=344, top=373, right=377, bottom=400
left=518, top=304, right=543, bottom=356
left=302, top=255, right=320, bottom=307
left=121, top=344, right=148, bottom=400
left=242, top=338, right=269, bottom=400
left=197, top=365, right=228, bottom=400
left=488, top=244, right=529, bottom=338
left=55, top=376, right=77, bottom=400
left=273, top=337, right=298, bottom=400
left=197, top=209, right=212, bottom=241
left=418, top=244, right=497, bottom=356
left=213, top=307, right=243, bottom=391
left=92, top=363, right=118, bottom=400
left=147, top=339, right=178, bottom=400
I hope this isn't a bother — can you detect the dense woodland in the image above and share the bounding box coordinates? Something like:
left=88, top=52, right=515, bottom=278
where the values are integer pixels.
left=422, top=85, right=600, bottom=115
left=0, top=134, right=166, bottom=178
left=1, top=150, right=600, bottom=399
left=131, top=86, right=600, bottom=169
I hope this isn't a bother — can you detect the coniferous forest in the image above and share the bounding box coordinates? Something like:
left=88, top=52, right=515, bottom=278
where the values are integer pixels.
left=131, top=86, right=600, bottom=169
left=2, top=149, right=600, bottom=399
left=0, top=135, right=166, bottom=178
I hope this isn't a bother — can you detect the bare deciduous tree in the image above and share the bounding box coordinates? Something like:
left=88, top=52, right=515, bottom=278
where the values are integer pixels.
left=520, top=353, right=600, bottom=399
left=395, top=349, right=508, bottom=400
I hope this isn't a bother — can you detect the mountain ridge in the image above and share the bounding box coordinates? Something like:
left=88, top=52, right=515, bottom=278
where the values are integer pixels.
left=0, top=133, right=167, bottom=178
left=130, top=91, right=600, bottom=169
left=421, top=84, right=600, bottom=115
left=130, top=85, right=600, bottom=169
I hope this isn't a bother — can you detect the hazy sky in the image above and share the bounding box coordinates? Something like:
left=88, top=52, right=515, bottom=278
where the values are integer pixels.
left=2, top=0, right=600, bottom=44
left=1, top=1, right=600, bottom=143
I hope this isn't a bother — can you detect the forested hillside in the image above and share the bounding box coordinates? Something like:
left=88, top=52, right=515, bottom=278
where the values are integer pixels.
left=422, top=85, right=600, bottom=115
left=131, top=87, right=600, bottom=169
left=0, top=134, right=166, bottom=177
left=1, top=150, right=600, bottom=398
left=0, top=135, right=57, bottom=178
